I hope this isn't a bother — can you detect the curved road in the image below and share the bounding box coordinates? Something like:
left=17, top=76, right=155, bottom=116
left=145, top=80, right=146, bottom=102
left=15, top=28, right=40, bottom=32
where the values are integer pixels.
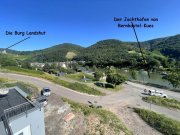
left=0, top=72, right=98, bottom=103
left=0, top=72, right=180, bottom=121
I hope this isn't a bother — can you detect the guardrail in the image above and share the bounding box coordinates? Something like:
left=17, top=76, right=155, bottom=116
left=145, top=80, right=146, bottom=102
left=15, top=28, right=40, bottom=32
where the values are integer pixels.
left=4, top=102, right=34, bottom=120
left=3, top=100, right=43, bottom=135
left=2, top=115, right=13, bottom=135
left=3, top=102, right=34, bottom=135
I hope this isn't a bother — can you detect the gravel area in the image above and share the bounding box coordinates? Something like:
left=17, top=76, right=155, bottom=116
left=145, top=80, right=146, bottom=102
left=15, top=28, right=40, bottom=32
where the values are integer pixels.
left=107, top=104, right=162, bottom=135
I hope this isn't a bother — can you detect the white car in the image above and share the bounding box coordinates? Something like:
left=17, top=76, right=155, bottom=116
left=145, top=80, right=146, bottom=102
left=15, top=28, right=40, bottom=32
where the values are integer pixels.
left=151, top=91, right=168, bottom=98
left=41, top=87, right=51, bottom=96
left=144, top=89, right=168, bottom=98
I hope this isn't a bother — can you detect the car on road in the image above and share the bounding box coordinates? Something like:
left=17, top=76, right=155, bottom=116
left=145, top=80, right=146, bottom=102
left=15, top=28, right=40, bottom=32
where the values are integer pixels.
left=144, top=89, right=168, bottom=98
left=41, top=87, right=51, bottom=96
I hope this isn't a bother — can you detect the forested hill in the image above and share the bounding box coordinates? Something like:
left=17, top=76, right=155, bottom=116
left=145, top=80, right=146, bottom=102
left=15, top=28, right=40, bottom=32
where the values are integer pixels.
left=75, top=39, right=138, bottom=66
left=27, top=43, right=84, bottom=62
left=142, top=34, right=180, bottom=59
left=1, top=34, right=180, bottom=63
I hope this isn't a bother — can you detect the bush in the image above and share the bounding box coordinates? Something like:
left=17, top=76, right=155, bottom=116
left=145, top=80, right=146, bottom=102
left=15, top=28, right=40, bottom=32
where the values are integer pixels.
left=105, top=83, right=114, bottom=88
left=0, top=78, right=8, bottom=83
left=0, top=54, right=17, bottom=66
left=135, top=108, right=180, bottom=135
left=143, top=96, right=180, bottom=109
left=106, top=73, right=126, bottom=87
left=94, top=82, right=115, bottom=89
left=130, top=70, right=137, bottom=80
left=94, top=71, right=103, bottom=81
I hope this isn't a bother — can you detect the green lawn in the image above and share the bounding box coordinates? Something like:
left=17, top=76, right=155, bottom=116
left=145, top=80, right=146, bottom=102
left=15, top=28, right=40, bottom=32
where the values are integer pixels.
left=135, top=108, right=180, bottom=135
left=65, top=72, right=94, bottom=81
left=6, top=53, right=32, bottom=61
left=143, top=96, right=180, bottom=109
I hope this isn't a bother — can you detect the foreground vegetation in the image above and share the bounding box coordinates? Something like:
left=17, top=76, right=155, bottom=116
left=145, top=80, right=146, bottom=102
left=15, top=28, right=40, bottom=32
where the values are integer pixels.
left=135, top=108, right=180, bottom=135
left=2, top=67, right=104, bottom=96
left=0, top=77, right=39, bottom=97
left=63, top=98, right=132, bottom=135
left=143, top=96, right=180, bottom=109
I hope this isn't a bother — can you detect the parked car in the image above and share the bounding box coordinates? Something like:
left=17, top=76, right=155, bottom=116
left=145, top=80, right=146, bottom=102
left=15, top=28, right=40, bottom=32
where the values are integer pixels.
left=144, top=89, right=168, bottom=98
left=41, top=87, right=51, bottom=96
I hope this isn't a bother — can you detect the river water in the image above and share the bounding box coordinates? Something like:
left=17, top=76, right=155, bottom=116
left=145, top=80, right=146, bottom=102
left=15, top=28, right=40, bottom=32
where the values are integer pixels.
left=122, top=70, right=180, bottom=91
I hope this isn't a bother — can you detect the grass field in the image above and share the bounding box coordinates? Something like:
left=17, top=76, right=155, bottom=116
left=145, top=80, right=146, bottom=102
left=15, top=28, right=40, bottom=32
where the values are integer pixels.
left=143, top=96, right=180, bottom=109
left=135, top=108, right=180, bottom=135
left=63, top=98, right=132, bottom=135
left=65, top=72, right=94, bottom=81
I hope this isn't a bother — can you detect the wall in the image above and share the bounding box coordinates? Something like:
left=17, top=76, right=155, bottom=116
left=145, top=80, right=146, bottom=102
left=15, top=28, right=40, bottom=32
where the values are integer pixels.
left=0, top=121, right=7, bottom=135
left=9, top=107, right=45, bottom=135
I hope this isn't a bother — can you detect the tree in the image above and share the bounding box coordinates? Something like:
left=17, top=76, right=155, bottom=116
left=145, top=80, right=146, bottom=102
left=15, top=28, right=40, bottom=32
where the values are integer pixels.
left=130, top=70, right=137, bottom=80
left=105, top=66, right=116, bottom=75
left=66, top=52, right=77, bottom=68
left=43, top=63, right=51, bottom=72
left=162, top=70, right=180, bottom=88
left=51, top=62, right=57, bottom=69
left=21, top=61, right=31, bottom=69
left=146, top=57, right=160, bottom=71
left=92, top=65, right=97, bottom=72
left=71, top=62, right=79, bottom=71
left=106, top=73, right=126, bottom=87
left=94, top=71, right=103, bottom=81
left=66, top=52, right=77, bottom=60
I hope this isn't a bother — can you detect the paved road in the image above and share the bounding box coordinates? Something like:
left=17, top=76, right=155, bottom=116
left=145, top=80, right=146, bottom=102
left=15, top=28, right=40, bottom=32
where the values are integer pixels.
left=0, top=72, right=97, bottom=103
left=0, top=72, right=180, bottom=121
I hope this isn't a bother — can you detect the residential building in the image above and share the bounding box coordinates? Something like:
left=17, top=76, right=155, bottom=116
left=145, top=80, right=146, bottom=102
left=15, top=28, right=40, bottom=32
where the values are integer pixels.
left=0, top=87, right=45, bottom=135
left=30, top=63, right=45, bottom=68
left=0, top=50, right=7, bottom=54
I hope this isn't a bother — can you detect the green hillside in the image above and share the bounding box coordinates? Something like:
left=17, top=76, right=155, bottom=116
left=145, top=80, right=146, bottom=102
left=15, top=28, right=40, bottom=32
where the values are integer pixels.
left=75, top=39, right=139, bottom=66
left=27, top=43, right=84, bottom=62
left=1, top=34, right=179, bottom=65
left=0, top=53, right=18, bottom=66
left=142, top=34, right=180, bottom=60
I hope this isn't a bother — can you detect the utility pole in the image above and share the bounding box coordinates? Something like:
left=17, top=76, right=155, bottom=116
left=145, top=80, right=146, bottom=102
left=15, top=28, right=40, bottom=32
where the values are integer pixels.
left=150, top=99, right=152, bottom=110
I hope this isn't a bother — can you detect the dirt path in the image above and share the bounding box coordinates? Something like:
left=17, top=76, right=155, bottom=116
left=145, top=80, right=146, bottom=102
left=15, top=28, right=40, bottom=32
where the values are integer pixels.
left=45, top=94, right=86, bottom=135
left=107, top=104, right=162, bottom=135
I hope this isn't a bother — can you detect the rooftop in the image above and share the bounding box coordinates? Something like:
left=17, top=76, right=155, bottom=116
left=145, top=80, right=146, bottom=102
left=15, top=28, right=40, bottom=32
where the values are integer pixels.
left=0, top=87, right=34, bottom=121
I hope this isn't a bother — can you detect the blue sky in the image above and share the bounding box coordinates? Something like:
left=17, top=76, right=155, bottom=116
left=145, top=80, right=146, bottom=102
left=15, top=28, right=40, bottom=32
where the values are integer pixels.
left=0, top=0, right=180, bottom=51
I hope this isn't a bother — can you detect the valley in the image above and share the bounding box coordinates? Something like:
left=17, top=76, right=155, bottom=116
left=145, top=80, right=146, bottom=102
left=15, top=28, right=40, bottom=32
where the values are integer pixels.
left=0, top=34, right=180, bottom=135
